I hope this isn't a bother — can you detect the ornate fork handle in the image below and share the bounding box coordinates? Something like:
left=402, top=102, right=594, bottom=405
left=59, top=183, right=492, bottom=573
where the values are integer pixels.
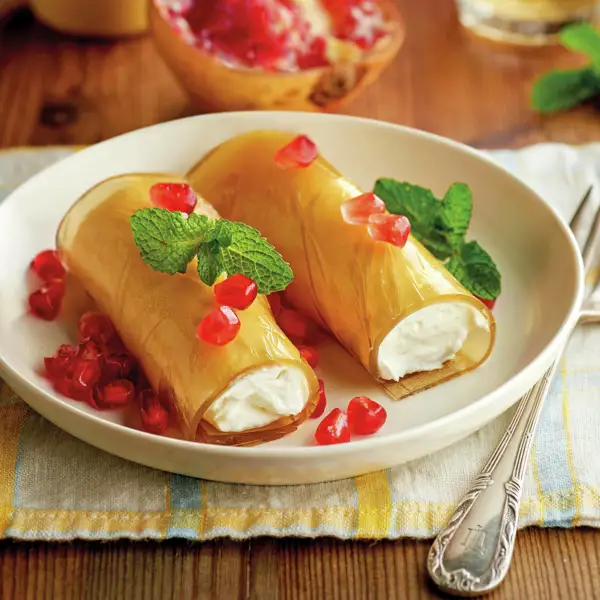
left=427, top=361, right=559, bottom=596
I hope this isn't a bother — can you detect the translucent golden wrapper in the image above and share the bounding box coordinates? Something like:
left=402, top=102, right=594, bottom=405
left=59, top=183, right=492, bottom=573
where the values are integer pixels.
left=56, top=173, right=318, bottom=444
left=187, top=131, right=496, bottom=400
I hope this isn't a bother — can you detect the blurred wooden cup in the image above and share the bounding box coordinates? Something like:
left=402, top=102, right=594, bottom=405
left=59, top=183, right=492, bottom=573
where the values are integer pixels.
left=0, top=0, right=148, bottom=37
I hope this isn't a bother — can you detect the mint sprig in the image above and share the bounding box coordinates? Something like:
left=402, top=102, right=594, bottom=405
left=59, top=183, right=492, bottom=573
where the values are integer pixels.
left=130, top=208, right=293, bottom=294
left=531, top=23, right=600, bottom=113
left=373, top=179, right=501, bottom=301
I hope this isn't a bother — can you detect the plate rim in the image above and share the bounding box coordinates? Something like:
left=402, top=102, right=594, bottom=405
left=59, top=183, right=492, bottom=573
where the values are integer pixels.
left=0, top=111, right=585, bottom=460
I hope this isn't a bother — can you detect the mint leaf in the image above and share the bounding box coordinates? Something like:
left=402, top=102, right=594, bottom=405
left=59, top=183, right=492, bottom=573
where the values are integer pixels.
left=560, top=22, right=600, bottom=63
left=131, top=208, right=293, bottom=294
left=204, top=220, right=233, bottom=247
left=197, top=242, right=224, bottom=287
left=219, top=222, right=293, bottom=294
left=374, top=179, right=438, bottom=236
left=446, top=241, right=501, bottom=300
left=440, top=183, right=472, bottom=249
left=531, top=66, right=600, bottom=113
left=130, top=208, right=211, bottom=275
left=374, top=179, right=460, bottom=260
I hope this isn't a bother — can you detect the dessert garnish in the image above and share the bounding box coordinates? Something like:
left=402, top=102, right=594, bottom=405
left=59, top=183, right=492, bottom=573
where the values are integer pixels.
left=31, top=249, right=66, bottom=281
left=314, top=395, right=386, bottom=443
left=341, top=192, right=386, bottom=224
left=150, top=182, right=198, bottom=214
left=130, top=206, right=293, bottom=293
left=374, top=178, right=501, bottom=306
left=139, top=389, right=169, bottom=434
left=274, top=135, right=318, bottom=170
left=315, top=407, right=350, bottom=445
left=366, top=213, right=411, bottom=247
left=214, top=273, right=258, bottom=310
left=196, top=305, right=241, bottom=346
left=347, top=395, right=386, bottom=435
left=28, top=280, right=66, bottom=321
left=28, top=249, right=68, bottom=321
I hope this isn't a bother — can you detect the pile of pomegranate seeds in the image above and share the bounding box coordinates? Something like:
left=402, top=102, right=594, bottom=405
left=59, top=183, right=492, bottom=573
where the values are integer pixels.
left=150, top=182, right=198, bottom=215
left=29, top=250, right=67, bottom=321
left=315, top=395, right=387, bottom=445
left=43, top=311, right=170, bottom=435
left=183, top=0, right=329, bottom=71
left=340, top=192, right=385, bottom=225
left=214, top=274, right=258, bottom=310
left=320, top=0, right=388, bottom=50
left=160, top=0, right=388, bottom=72
left=274, top=135, right=318, bottom=170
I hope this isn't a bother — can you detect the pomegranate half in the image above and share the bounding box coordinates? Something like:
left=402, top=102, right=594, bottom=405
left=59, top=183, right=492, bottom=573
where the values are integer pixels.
left=150, top=0, right=405, bottom=113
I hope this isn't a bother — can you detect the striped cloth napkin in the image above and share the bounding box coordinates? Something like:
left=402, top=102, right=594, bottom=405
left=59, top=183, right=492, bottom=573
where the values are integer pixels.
left=1, top=143, right=599, bottom=541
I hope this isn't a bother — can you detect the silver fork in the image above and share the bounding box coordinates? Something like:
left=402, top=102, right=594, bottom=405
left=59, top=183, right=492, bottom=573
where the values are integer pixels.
left=427, top=186, right=600, bottom=597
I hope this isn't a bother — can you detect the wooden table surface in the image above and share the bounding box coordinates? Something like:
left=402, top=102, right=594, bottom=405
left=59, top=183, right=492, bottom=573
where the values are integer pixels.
left=2, top=1, right=600, bottom=598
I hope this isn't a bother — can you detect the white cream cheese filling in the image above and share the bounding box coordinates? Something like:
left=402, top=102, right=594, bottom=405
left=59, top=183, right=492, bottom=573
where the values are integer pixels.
left=376, top=302, right=489, bottom=381
left=203, top=365, right=310, bottom=433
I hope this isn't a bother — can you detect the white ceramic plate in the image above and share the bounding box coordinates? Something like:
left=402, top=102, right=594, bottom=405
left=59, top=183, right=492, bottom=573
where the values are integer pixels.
left=0, top=113, right=583, bottom=485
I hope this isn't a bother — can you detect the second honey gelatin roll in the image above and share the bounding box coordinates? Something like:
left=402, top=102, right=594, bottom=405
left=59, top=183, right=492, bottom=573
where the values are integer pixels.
left=56, top=173, right=318, bottom=445
left=187, top=131, right=495, bottom=399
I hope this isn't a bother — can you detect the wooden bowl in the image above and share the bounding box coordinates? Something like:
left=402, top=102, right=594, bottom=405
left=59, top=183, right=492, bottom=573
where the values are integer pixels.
left=149, top=1, right=405, bottom=113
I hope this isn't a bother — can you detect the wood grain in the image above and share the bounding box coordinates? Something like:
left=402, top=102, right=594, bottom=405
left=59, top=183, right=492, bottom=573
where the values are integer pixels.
left=2, top=0, right=600, bottom=598
left=1, top=529, right=600, bottom=599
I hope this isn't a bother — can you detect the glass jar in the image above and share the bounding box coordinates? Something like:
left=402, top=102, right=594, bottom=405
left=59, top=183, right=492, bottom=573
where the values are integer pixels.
left=458, top=0, right=598, bottom=45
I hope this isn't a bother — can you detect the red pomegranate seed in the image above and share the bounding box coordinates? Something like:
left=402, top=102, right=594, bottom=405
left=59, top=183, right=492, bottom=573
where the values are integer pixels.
left=78, top=312, right=116, bottom=345
left=277, top=309, right=311, bottom=344
left=197, top=306, right=241, bottom=345
left=28, top=280, right=66, bottom=321
left=139, top=390, right=169, bottom=434
left=150, top=183, right=197, bottom=214
left=44, top=344, right=77, bottom=379
left=367, top=213, right=411, bottom=248
left=53, top=376, right=75, bottom=399
left=274, top=135, right=318, bottom=170
left=70, top=358, right=102, bottom=397
left=267, top=292, right=282, bottom=318
left=347, top=396, right=387, bottom=435
left=315, top=408, right=350, bottom=445
left=96, top=379, right=135, bottom=407
left=476, top=296, right=496, bottom=310
left=30, top=249, right=66, bottom=282
left=310, top=378, right=327, bottom=419
left=103, top=353, right=136, bottom=381
left=341, top=192, right=386, bottom=225
left=77, top=339, right=103, bottom=361
left=214, top=274, right=258, bottom=310
left=298, top=345, right=319, bottom=369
